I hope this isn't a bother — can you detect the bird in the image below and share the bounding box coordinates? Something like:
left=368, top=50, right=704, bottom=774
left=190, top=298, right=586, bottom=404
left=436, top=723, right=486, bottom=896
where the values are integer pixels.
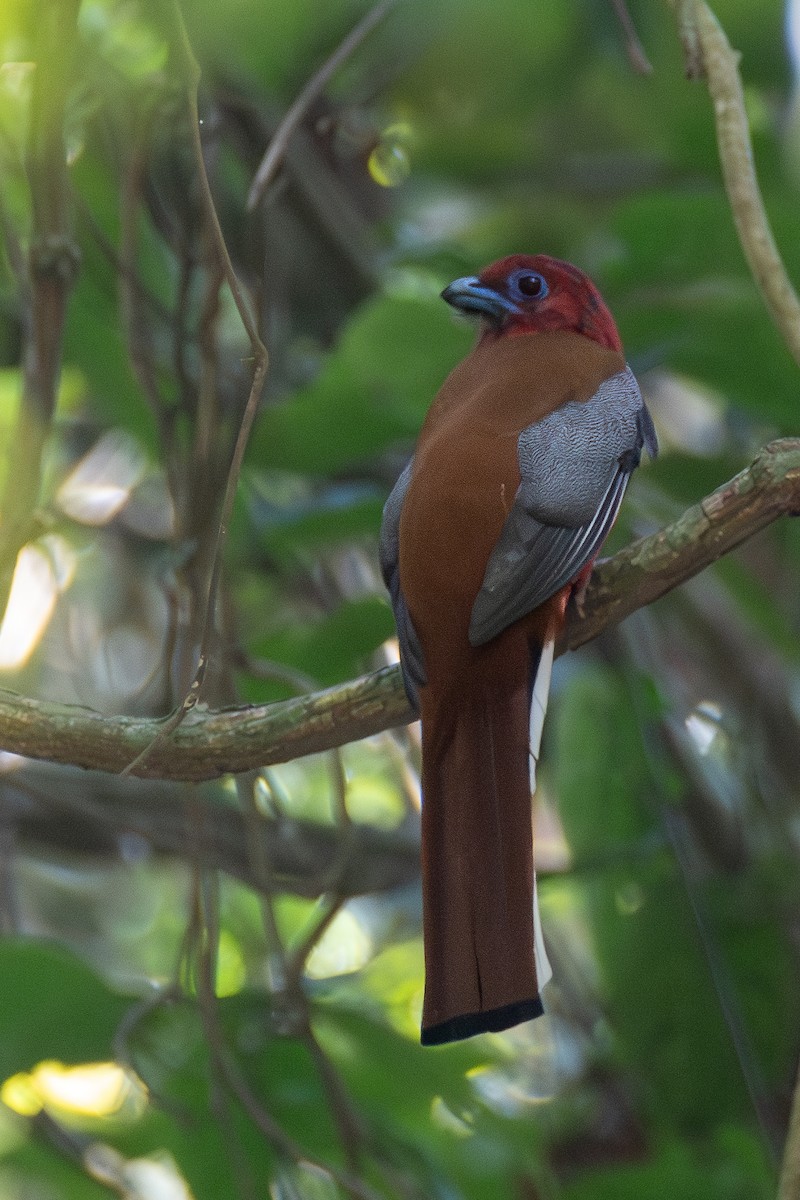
left=379, top=254, right=657, bottom=1046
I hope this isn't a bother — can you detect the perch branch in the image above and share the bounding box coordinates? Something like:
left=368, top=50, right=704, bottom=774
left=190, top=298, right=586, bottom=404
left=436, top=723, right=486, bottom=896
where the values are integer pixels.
left=0, top=439, right=797, bottom=780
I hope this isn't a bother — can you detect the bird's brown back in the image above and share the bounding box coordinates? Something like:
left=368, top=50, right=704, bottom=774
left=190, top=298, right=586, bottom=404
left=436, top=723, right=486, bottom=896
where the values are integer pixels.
left=398, top=330, right=626, bottom=675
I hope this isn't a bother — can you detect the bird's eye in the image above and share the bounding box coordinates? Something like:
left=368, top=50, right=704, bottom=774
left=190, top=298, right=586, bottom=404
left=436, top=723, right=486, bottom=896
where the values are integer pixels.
left=514, top=271, right=547, bottom=298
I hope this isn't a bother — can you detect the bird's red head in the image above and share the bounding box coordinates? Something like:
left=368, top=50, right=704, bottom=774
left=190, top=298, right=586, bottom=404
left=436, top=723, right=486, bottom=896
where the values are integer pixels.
left=441, top=254, right=622, bottom=353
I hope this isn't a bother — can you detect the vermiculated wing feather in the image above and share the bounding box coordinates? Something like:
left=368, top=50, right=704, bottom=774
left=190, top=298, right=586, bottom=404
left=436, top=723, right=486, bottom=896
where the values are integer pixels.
left=469, top=367, right=656, bottom=647
left=469, top=468, right=628, bottom=645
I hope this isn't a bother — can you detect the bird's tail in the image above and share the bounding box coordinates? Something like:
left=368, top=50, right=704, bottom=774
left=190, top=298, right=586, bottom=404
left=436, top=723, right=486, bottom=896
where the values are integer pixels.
left=419, top=640, right=552, bottom=1045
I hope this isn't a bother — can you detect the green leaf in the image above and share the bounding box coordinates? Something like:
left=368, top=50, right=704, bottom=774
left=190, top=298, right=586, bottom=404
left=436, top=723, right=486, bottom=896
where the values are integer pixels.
left=250, top=293, right=471, bottom=475
left=562, top=1129, right=774, bottom=1200
left=0, top=939, right=130, bottom=1076
left=64, top=273, right=159, bottom=450
left=255, top=484, right=385, bottom=564
left=244, top=596, right=394, bottom=696
left=551, top=667, right=752, bottom=1130
left=551, top=664, right=653, bottom=858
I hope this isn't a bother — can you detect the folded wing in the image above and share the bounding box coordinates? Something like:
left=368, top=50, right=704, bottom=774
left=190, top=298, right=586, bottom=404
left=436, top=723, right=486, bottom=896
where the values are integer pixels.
left=469, top=367, right=657, bottom=646
left=379, top=458, right=426, bottom=710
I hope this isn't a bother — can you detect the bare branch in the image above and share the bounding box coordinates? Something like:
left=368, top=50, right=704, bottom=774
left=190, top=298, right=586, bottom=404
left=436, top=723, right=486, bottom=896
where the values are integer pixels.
left=0, top=440, right=797, bottom=780
left=608, top=0, right=653, bottom=75
left=247, top=0, right=397, bottom=212
left=681, top=2, right=800, bottom=368
left=11, top=763, right=418, bottom=899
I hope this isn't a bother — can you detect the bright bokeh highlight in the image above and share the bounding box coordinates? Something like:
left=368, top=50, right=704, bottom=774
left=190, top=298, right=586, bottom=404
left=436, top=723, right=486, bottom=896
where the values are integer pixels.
left=1, top=1060, right=142, bottom=1119
left=57, top=429, right=147, bottom=525
left=0, top=536, right=76, bottom=669
left=305, top=907, right=373, bottom=979
left=368, top=123, right=412, bottom=187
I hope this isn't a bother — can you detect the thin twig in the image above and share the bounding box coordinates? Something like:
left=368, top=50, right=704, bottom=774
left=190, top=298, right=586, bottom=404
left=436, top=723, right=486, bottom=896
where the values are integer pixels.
left=122, top=1, right=269, bottom=775
left=238, top=650, right=357, bottom=892
left=113, top=987, right=196, bottom=1127
left=234, top=772, right=372, bottom=1174
left=235, top=771, right=289, bottom=995
left=609, top=0, right=653, bottom=75
left=233, top=697, right=367, bottom=1171
left=213, top=1039, right=384, bottom=1200
left=284, top=897, right=345, bottom=989
left=305, top=1023, right=366, bottom=1173
left=684, top=2, right=800, bottom=368
left=192, top=859, right=261, bottom=1199
left=75, top=194, right=176, bottom=326
left=247, top=0, right=397, bottom=211
left=191, top=857, right=383, bottom=1200
left=192, top=257, right=225, bottom=472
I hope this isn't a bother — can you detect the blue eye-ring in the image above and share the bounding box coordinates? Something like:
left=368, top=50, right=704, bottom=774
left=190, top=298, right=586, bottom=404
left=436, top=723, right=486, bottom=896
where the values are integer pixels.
left=509, top=270, right=548, bottom=300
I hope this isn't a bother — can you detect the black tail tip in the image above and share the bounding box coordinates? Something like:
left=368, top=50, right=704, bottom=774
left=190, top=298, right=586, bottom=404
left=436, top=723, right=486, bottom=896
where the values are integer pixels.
left=421, top=996, right=544, bottom=1046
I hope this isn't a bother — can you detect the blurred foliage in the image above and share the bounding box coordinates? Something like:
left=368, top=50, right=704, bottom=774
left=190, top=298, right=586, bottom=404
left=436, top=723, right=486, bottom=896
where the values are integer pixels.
left=0, top=0, right=799, bottom=1197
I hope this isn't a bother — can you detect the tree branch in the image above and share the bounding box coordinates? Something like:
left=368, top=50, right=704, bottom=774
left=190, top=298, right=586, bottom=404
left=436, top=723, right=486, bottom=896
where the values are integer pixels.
left=8, top=763, right=419, bottom=899
left=679, top=1, right=800, bottom=368
left=608, top=0, right=653, bottom=76
left=0, top=439, right=797, bottom=780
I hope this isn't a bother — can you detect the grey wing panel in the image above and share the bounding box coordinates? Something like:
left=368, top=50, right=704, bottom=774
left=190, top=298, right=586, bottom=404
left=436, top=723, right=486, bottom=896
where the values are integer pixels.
left=468, top=467, right=629, bottom=645
left=379, top=459, right=425, bottom=710
left=468, top=367, right=656, bottom=647
left=378, top=460, right=411, bottom=588
left=515, top=366, right=650, bottom=524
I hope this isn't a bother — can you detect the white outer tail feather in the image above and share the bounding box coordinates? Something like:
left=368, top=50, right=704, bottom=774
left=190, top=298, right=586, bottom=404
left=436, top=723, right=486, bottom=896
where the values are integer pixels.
left=529, top=637, right=554, bottom=992
left=533, top=872, right=552, bottom=990
left=529, top=637, right=554, bottom=790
